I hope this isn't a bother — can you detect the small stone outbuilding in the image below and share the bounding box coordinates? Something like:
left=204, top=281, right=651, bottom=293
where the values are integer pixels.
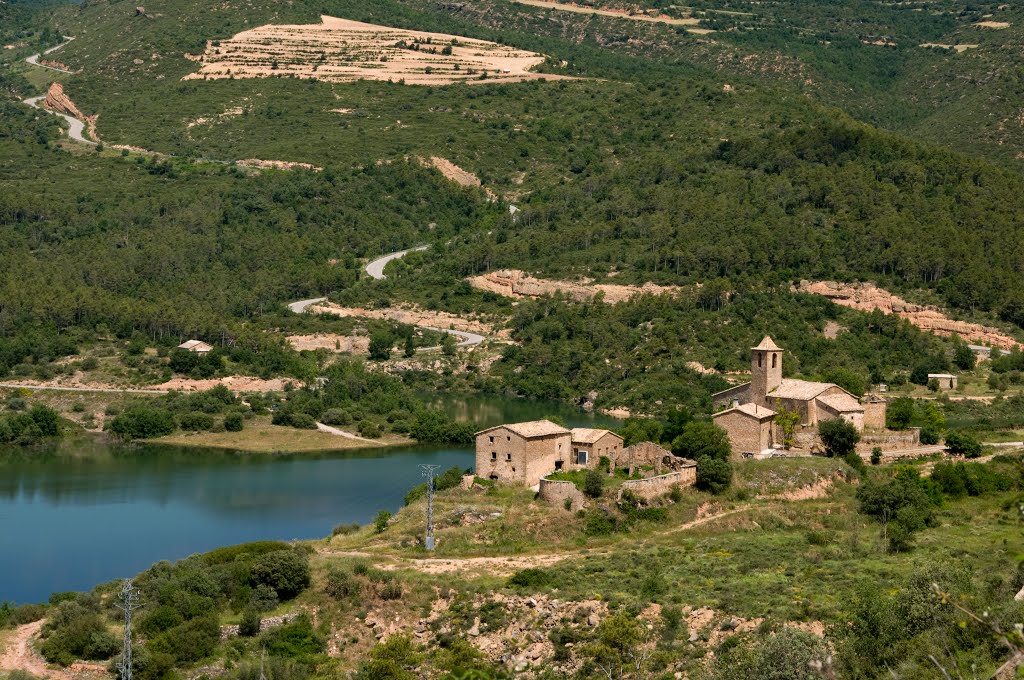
left=862, top=393, right=887, bottom=430
left=928, top=373, right=958, bottom=390
left=712, top=403, right=776, bottom=458
left=570, top=428, right=624, bottom=468
left=178, top=339, right=214, bottom=354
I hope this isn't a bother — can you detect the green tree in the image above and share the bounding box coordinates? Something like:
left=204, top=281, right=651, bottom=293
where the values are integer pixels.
left=584, top=612, right=650, bottom=679
left=250, top=550, right=311, bottom=600
left=374, top=510, right=392, bottom=533
left=773, top=402, right=800, bottom=449
left=369, top=333, right=392, bottom=361
left=695, top=455, right=732, bottom=494
left=944, top=431, right=982, bottom=458
left=818, top=419, right=860, bottom=458
left=441, top=333, right=457, bottom=356
left=403, top=334, right=415, bottom=358
left=953, top=343, right=975, bottom=371
left=583, top=469, right=604, bottom=498
left=223, top=412, right=244, bottom=432
left=887, top=397, right=915, bottom=430
left=671, top=421, right=731, bottom=461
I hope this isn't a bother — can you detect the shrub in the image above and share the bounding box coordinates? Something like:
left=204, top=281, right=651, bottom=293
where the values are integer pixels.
left=321, top=409, right=352, bottom=426
left=819, top=419, right=860, bottom=458
left=919, top=426, right=940, bottom=445
left=358, top=419, right=382, bottom=438
left=583, top=511, right=617, bottom=536
left=695, top=455, right=732, bottom=494
left=250, top=584, right=279, bottom=612
left=870, top=447, right=882, bottom=465
left=152, top=615, right=220, bottom=663
left=261, top=615, right=325, bottom=658
left=250, top=550, right=311, bottom=600
left=40, top=612, right=119, bottom=666
left=378, top=582, right=402, bottom=601
left=178, top=412, right=214, bottom=431
left=373, top=510, right=392, bottom=534
left=945, top=431, right=983, bottom=458
left=108, top=405, right=176, bottom=439
left=325, top=569, right=359, bottom=600
left=508, top=568, right=551, bottom=588
left=331, top=522, right=360, bottom=536
left=287, top=412, right=318, bottom=430
left=583, top=469, right=604, bottom=498
left=224, top=412, right=244, bottom=432
left=239, top=609, right=261, bottom=637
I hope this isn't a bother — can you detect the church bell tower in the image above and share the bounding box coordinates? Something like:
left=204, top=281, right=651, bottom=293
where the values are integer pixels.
left=751, top=336, right=783, bottom=406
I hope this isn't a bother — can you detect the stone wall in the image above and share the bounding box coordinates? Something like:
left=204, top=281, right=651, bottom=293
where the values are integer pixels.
left=857, top=428, right=920, bottom=453
left=618, top=469, right=694, bottom=501
left=538, top=477, right=587, bottom=509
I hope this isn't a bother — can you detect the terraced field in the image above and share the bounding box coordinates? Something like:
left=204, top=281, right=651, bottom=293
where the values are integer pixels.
left=183, top=15, right=562, bottom=85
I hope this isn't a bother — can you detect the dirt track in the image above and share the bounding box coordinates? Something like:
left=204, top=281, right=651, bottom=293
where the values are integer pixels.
left=0, top=621, right=53, bottom=678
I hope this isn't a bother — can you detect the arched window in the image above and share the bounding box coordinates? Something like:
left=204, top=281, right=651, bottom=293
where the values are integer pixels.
left=772, top=353, right=777, bottom=368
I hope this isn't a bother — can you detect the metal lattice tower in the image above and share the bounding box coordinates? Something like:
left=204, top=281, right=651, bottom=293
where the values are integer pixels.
left=115, top=580, right=142, bottom=680
left=419, top=464, right=440, bottom=551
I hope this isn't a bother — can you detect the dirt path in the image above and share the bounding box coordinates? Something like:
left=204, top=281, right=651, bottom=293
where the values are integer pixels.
left=511, top=0, right=709, bottom=30
left=0, top=620, right=54, bottom=678
left=315, top=422, right=381, bottom=444
left=0, top=383, right=168, bottom=395
left=320, top=505, right=754, bottom=575
left=364, top=246, right=429, bottom=280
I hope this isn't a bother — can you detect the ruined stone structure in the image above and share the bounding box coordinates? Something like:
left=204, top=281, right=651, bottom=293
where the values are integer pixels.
left=862, top=393, right=887, bottom=429
left=475, top=421, right=623, bottom=487
left=619, top=468, right=695, bottom=501
left=615, top=441, right=674, bottom=474
left=712, top=336, right=887, bottom=456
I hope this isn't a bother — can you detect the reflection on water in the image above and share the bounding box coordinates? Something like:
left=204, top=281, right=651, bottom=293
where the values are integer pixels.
left=0, top=396, right=619, bottom=604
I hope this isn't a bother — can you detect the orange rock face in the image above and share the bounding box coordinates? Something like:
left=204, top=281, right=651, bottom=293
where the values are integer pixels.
left=797, top=280, right=1021, bottom=350
left=468, top=270, right=682, bottom=304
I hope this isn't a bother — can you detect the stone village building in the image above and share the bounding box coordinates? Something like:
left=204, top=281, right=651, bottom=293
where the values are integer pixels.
left=475, top=421, right=625, bottom=487
left=711, top=336, right=887, bottom=457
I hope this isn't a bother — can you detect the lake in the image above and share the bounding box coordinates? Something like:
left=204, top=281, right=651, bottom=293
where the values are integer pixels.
left=0, top=396, right=618, bottom=604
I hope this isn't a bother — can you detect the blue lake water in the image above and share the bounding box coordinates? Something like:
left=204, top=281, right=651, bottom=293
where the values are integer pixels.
left=0, top=397, right=618, bottom=603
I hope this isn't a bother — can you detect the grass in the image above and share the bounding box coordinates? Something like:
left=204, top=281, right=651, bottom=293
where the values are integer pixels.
left=149, top=415, right=411, bottom=453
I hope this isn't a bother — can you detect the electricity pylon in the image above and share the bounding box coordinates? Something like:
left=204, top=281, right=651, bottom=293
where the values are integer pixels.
left=419, top=464, right=440, bottom=551
left=115, top=580, right=142, bottom=680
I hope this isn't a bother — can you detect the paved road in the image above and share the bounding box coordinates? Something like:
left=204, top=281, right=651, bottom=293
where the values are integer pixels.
left=287, top=297, right=328, bottom=313
left=418, top=325, right=486, bottom=347
left=364, top=245, right=429, bottom=280
left=0, top=383, right=168, bottom=395
left=25, top=36, right=75, bottom=72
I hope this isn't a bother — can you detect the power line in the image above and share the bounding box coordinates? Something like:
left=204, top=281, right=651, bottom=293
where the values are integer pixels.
left=419, top=464, right=440, bottom=551
left=115, top=580, right=142, bottom=680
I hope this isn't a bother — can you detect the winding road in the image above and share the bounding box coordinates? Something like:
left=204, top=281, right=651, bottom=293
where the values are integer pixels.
left=22, top=37, right=97, bottom=146
left=364, top=245, right=430, bottom=280
left=288, top=247, right=485, bottom=347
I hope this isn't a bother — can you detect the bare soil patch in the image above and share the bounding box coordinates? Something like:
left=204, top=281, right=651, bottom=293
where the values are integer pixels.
left=920, top=43, right=979, bottom=52
left=511, top=0, right=710, bottom=32
left=975, top=21, right=1010, bottom=28
left=286, top=333, right=369, bottom=353
left=797, top=280, right=1022, bottom=350
left=310, top=301, right=498, bottom=337
left=183, top=16, right=565, bottom=86
left=152, top=376, right=294, bottom=392
left=469, top=269, right=683, bottom=304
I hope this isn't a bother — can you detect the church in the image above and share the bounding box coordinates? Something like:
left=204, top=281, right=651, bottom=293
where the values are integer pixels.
left=711, top=336, right=886, bottom=457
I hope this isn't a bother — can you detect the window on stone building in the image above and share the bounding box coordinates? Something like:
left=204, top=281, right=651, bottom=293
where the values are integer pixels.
left=489, top=436, right=494, bottom=443
left=577, top=450, right=588, bottom=465
left=491, top=451, right=497, bottom=460
left=772, top=353, right=777, bottom=368
left=506, top=452, right=512, bottom=461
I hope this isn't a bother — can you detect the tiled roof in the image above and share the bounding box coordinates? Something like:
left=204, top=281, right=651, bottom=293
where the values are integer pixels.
left=752, top=336, right=783, bottom=351
left=817, top=393, right=863, bottom=413
left=713, top=403, right=776, bottom=420
left=177, top=339, right=213, bottom=351
left=477, top=420, right=570, bottom=438
left=571, top=428, right=620, bottom=444
left=712, top=382, right=751, bottom=398
left=928, top=373, right=956, bottom=379
left=768, top=378, right=835, bottom=401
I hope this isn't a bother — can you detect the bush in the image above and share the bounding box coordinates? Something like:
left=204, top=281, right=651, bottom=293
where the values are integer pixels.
left=250, top=584, right=279, bottom=612
left=331, top=522, right=360, bottom=536
left=945, top=431, right=983, bottom=458
left=250, top=550, right=311, bottom=600
left=583, top=511, right=618, bottom=536
left=239, top=609, right=261, bottom=637
left=919, top=426, right=940, bottom=445
left=819, top=419, right=860, bottom=458
left=358, top=419, right=382, bottom=438
left=373, top=510, right=392, bottom=534
left=152, top=615, right=220, bottom=663
left=583, top=469, right=604, bottom=498
left=870, top=447, right=882, bottom=465
left=325, top=569, right=359, bottom=600
left=695, top=455, right=732, bottom=494
left=378, top=582, right=402, bottom=601
left=224, top=412, right=244, bottom=432
left=320, top=409, right=352, bottom=426
left=108, top=405, right=176, bottom=439
left=40, top=612, right=119, bottom=666
left=508, top=568, right=552, bottom=588
left=178, top=411, right=214, bottom=431
left=261, top=615, right=325, bottom=658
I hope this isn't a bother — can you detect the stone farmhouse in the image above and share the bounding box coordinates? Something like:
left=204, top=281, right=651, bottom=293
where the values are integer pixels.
left=475, top=421, right=624, bottom=487
left=712, top=336, right=887, bottom=457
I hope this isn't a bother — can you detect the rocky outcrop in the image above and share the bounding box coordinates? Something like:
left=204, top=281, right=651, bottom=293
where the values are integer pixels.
left=42, top=83, right=99, bottom=140
left=470, top=269, right=682, bottom=304
left=797, top=280, right=1021, bottom=350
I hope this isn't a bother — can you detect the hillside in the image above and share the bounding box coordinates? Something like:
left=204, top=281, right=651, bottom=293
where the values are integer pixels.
left=2, top=454, right=1022, bottom=678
